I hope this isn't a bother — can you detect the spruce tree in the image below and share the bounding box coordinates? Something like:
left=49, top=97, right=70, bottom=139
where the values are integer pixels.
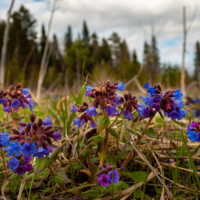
left=82, top=20, right=89, bottom=48
left=101, top=38, right=111, bottom=63
left=65, top=25, right=72, bottom=49
left=194, top=41, right=200, bottom=81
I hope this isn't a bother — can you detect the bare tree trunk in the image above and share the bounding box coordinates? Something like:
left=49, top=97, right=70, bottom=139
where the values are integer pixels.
left=21, top=45, right=36, bottom=86
left=181, top=6, right=186, bottom=96
left=76, top=49, right=81, bottom=91
left=0, top=0, right=15, bottom=89
left=36, top=0, right=57, bottom=102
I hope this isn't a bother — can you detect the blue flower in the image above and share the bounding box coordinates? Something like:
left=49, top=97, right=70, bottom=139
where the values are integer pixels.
left=34, top=147, right=49, bottom=159
left=0, top=132, right=10, bottom=146
left=23, top=88, right=29, bottom=95
left=43, top=115, right=53, bottom=126
left=11, top=99, right=20, bottom=108
left=86, top=85, right=92, bottom=92
left=187, top=131, right=199, bottom=142
left=143, top=82, right=150, bottom=89
left=6, top=141, right=22, bottom=157
left=137, top=103, right=146, bottom=117
left=105, top=105, right=118, bottom=117
left=154, top=94, right=162, bottom=102
left=117, top=82, right=125, bottom=91
left=90, top=120, right=97, bottom=128
left=169, top=110, right=181, bottom=120
left=29, top=104, right=35, bottom=111
left=143, top=95, right=155, bottom=107
left=85, top=106, right=97, bottom=117
left=3, top=104, right=11, bottom=113
left=0, top=98, right=6, bottom=104
left=22, top=143, right=36, bottom=158
left=123, top=110, right=133, bottom=120
left=8, top=157, right=19, bottom=170
left=173, top=89, right=183, bottom=100
left=71, top=104, right=78, bottom=113
left=147, top=87, right=156, bottom=95
left=143, top=107, right=151, bottom=118
left=107, top=169, right=119, bottom=184
left=73, top=117, right=85, bottom=128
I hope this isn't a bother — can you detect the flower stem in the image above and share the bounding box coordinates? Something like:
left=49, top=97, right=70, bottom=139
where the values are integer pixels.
left=47, top=166, right=68, bottom=191
left=109, top=106, right=125, bottom=128
left=120, top=114, right=156, bottom=171
left=102, top=127, right=109, bottom=156
left=11, top=108, right=18, bottom=129
left=0, top=147, right=8, bottom=179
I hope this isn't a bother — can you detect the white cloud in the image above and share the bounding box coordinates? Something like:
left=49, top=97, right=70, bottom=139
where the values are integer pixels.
left=0, top=0, right=200, bottom=73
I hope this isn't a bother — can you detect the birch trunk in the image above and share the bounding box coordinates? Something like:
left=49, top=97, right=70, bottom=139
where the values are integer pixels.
left=0, top=0, right=15, bottom=89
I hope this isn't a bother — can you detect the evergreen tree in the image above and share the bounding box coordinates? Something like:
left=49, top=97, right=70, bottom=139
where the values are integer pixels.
left=100, top=38, right=111, bottom=64
left=120, top=40, right=129, bottom=61
left=194, top=41, right=200, bottom=81
left=132, top=50, right=140, bottom=72
left=91, top=33, right=100, bottom=64
left=65, top=25, right=72, bottom=49
left=0, top=20, right=5, bottom=56
left=82, top=20, right=89, bottom=48
left=40, top=24, right=46, bottom=57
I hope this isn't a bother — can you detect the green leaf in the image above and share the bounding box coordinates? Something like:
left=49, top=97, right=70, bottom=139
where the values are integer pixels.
left=89, top=135, right=105, bottom=142
left=98, top=117, right=110, bottom=132
left=49, top=146, right=61, bottom=165
left=25, top=169, right=49, bottom=181
left=117, top=181, right=129, bottom=189
left=81, top=188, right=104, bottom=200
left=143, top=128, right=157, bottom=138
left=49, top=168, right=71, bottom=184
left=134, top=189, right=143, bottom=198
left=10, top=112, right=20, bottom=120
left=106, top=151, right=116, bottom=166
left=88, top=161, right=99, bottom=181
left=108, top=128, right=119, bottom=138
left=158, top=110, right=164, bottom=118
left=73, top=165, right=83, bottom=170
left=130, top=171, right=147, bottom=182
left=8, top=172, right=22, bottom=181
left=34, top=157, right=50, bottom=176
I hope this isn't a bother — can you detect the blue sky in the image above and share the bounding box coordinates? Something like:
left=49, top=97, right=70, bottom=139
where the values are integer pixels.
left=0, top=0, right=199, bottom=74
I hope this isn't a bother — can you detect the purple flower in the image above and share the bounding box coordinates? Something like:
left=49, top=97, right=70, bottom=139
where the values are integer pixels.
left=23, top=88, right=29, bottom=95
left=152, top=102, right=161, bottom=111
left=22, top=143, right=36, bottom=158
left=147, top=87, right=156, bottom=95
left=11, top=99, right=20, bottom=108
left=143, top=82, right=150, bottom=89
left=84, top=90, right=91, bottom=97
left=8, top=157, right=19, bottom=170
left=0, top=131, right=10, bottom=146
left=154, top=94, right=162, bottom=102
left=107, top=169, right=119, bottom=184
left=143, top=107, right=151, bottom=118
left=105, top=105, right=118, bottom=117
left=117, top=82, right=125, bottom=91
left=90, top=120, right=97, bottom=128
left=15, top=165, right=26, bottom=176
left=34, top=147, right=49, bottom=159
left=190, top=120, right=198, bottom=128
left=113, top=96, right=121, bottom=105
left=43, top=115, right=53, bottom=126
left=23, top=155, right=32, bottom=162
left=3, top=104, right=11, bottom=113
left=85, top=106, right=97, bottom=117
left=168, top=111, right=180, bottom=120
left=71, top=104, right=78, bottom=113
left=173, top=89, right=183, bottom=100
left=98, top=174, right=110, bottom=187
left=51, top=131, right=61, bottom=141
left=46, top=145, right=55, bottom=152
left=123, top=110, right=133, bottom=120
left=25, top=163, right=33, bottom=172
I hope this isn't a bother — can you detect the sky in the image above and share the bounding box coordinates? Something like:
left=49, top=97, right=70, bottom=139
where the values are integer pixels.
left=0, top=0, right=200, bottom=73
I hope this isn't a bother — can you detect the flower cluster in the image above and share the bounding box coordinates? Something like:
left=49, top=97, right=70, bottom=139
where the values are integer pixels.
left=186, top=120, right=200, bottom=142
left=185, top=96, right=200, bottom=118
left=96, top=163, right=119, bottom=187
left=2, top=114, right=61, bottom=175
left=0, top=83, right=35, bottom=113
left=138, top=82, right=187, bottom=120
left=71, top=81, right=139, bottom=128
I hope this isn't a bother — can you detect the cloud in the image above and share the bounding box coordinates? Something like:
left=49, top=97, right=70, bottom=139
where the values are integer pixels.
left=0, top=0, right=199, bottom=73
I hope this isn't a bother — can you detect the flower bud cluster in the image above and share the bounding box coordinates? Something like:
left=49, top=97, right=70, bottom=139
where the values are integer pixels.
left=138, top=82, right=187, bottom=120
left=1, top=114, right=61, bottom=175
left=95, top=163, right=119, bottom=187
left=0, top=83, right=35, bottom=113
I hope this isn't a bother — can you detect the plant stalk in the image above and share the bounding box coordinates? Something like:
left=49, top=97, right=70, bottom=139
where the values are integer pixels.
left=102, top=127, right=109, bottom=156
left=1, top=147, right=8, bottom=179
left=47, top=165, right=68, bottom=191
